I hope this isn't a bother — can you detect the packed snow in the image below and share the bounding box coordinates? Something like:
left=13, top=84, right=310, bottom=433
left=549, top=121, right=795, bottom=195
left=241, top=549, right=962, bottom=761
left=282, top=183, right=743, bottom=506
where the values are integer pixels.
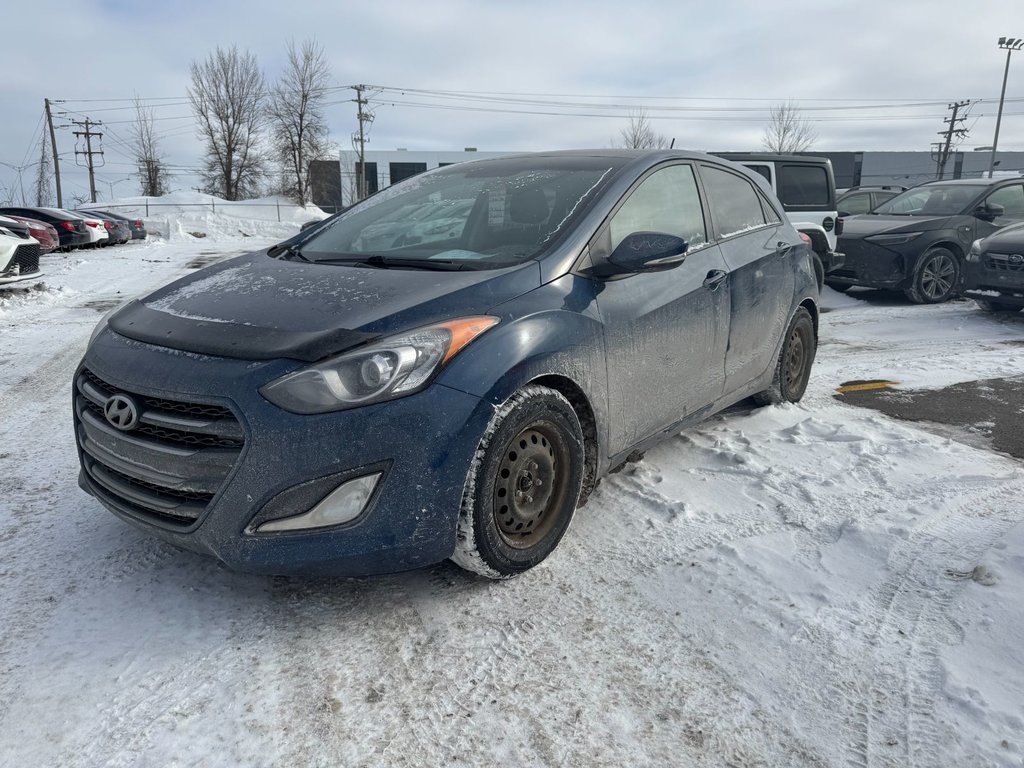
left=0, top=224, right=1022, bottom=766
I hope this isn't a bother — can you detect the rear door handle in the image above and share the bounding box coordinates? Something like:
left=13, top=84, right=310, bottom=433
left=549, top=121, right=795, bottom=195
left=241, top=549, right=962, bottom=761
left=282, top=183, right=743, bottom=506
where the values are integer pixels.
left=703, top=270, right=727, bottom=290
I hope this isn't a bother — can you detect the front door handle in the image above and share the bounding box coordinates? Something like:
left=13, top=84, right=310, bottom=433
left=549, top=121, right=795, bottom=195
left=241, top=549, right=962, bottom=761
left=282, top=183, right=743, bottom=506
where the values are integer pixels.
left=703, top=270, right=727, bottom=290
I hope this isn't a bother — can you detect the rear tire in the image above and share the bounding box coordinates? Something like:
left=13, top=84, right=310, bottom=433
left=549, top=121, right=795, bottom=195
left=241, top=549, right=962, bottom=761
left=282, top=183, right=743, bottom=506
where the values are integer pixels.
left=753, top=308, right=816, bottom=406
left=904, top=247, right=960, bottom=304
left=975, top=298, right=1021, bottom=313
left=451, top=386, right=585, bottom=579
left=811, top=253, right=825, bottom=291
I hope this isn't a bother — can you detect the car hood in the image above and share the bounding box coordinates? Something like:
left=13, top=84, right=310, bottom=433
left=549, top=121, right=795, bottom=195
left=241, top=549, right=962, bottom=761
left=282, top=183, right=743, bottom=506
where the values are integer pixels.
left=107, top=251, right=542, bottom=361
left=980, top=221, right=1024, bottom=251
left=839, top=214, right=956, bottom=238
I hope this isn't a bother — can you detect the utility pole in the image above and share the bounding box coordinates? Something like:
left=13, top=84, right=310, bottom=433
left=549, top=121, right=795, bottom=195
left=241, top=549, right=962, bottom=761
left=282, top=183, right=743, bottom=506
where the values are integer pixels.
left=933, top=100, right=969, bottom=180
left=72, top=118, right=104, bottom=203
left=44, top=98, right=63, bottom=207
left=352, top=85, right=374, bottom=201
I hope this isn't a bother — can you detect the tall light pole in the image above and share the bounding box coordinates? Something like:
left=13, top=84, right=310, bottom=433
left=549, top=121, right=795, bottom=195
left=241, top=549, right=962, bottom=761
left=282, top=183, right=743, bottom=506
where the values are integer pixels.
left=988, top=36, right=1023, bottom=178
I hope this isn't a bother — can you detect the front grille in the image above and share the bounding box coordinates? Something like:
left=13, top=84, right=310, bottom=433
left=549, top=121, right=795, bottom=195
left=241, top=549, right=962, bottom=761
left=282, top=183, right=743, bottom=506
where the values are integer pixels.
left=5, top=243, right=40, bottom=275
left=75, top=368, right=245, bottom=527
left=986, top=252, right=1024, bottom=272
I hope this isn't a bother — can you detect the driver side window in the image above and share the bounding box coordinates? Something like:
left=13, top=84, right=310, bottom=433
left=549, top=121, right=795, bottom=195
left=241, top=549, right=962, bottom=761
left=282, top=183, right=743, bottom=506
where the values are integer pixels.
left=984, top=184, right=1024, bottom=223
left=609, top=165, right=707, bottom=252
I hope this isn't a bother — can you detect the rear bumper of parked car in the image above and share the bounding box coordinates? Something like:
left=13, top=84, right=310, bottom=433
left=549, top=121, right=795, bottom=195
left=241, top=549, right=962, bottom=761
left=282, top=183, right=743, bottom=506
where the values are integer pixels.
left=827, top=238, right=906, bottom=288
left=75, top=328, right=494, bottom=575
left=962, top=255, right=1024, bottom=306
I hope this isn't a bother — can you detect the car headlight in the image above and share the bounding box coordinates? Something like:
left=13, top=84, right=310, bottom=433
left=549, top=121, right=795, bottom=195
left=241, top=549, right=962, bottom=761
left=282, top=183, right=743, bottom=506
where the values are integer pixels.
left=966, top=238, right=983, bottom=263
left=865, top=232, right=923, bottom=246
left=88, top=297, right=135, bottom=346
left=260, top=316, right=499, bottom=414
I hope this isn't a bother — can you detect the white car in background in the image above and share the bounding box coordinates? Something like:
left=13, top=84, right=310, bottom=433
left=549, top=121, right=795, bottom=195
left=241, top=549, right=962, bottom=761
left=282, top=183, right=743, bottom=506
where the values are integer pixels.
left=0, top=221, right=43, bottom=287
left=66, top=211, right=109, bottom=247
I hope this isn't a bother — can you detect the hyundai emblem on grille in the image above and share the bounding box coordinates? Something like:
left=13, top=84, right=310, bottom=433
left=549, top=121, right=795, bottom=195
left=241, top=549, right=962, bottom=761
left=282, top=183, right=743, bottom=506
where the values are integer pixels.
left=104, top=394, right=140, bottom=431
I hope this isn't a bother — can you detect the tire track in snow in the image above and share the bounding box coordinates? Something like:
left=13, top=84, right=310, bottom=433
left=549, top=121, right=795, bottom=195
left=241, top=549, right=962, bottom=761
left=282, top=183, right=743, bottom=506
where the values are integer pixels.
left=851, top=481, right=1024, bottom=768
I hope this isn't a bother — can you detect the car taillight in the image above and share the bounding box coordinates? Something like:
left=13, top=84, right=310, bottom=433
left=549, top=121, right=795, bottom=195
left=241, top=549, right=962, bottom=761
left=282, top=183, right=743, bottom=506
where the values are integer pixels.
left=86, top=221, right=99, bottom=228
left=835, top=218, right=844, bottom=236
left=61, top=221, right=74, bottom=231
left=134, top=220, right=143, bottom=227
left=799, top=233, right=813, bottom=246
left=103, top=221, right=112, bottom=229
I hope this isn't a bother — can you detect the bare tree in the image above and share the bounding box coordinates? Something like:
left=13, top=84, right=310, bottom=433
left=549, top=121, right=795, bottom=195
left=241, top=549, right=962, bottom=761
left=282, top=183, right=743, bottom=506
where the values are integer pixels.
left=762, top=101, right=817, bottom=153
left=188, top=46, right=266, bottom=200
left=266, top=38, right=334, bottom=205
left=617, top=109, right=671, bottom=149
left=35, top=133, right=53, bottom=206
left=131, top=97, right=169, bottom=197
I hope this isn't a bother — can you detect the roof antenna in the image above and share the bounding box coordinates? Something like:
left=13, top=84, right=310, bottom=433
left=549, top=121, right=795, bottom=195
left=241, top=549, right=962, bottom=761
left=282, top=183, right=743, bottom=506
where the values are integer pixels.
left=669, top=138, right=676, bottom=149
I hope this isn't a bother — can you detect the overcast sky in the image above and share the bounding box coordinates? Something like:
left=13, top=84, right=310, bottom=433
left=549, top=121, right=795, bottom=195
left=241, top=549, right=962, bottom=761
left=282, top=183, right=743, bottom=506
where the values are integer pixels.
left=2, top=0, right=1022, bottom=203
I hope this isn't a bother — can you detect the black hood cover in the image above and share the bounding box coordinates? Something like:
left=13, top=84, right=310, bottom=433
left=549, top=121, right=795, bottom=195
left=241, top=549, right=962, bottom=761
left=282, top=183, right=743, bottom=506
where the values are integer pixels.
left=108, top=251, right=540, bottom=361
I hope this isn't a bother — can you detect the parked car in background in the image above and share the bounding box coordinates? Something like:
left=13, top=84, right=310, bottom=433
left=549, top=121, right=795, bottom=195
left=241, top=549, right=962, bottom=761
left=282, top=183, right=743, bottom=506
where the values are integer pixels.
left=3, top=214, right=59, bottom=254
left=831, top=177, right=1024, bottom=302
left=77, top=211, right=130, bottom=245
left=0, top=206, right=90, bottom=251
left=962, top=221, right=1024, bottom=313
left=82, top=209, right=147, bottom=240
left=836, top=186, right=907, bottom=216
left=67, top=212, right=110, bottom=247
left=77, top=149, right=818, bottom=579
left=0, top=223, right=42, bottom=287
left=712, top=153, right=842, bottom=289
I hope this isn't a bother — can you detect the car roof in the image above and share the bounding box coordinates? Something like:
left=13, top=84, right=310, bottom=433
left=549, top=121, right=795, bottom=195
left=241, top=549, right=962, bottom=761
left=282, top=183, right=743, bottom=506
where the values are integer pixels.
left=712, top=152, right=832, bottom=164
left=918, top=177, right=1020, bottom=187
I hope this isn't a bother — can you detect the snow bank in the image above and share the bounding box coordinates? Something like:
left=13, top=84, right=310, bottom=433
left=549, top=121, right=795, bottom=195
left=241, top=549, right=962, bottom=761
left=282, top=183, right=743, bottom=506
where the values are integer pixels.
left=80, top=191, right=326, bottom=244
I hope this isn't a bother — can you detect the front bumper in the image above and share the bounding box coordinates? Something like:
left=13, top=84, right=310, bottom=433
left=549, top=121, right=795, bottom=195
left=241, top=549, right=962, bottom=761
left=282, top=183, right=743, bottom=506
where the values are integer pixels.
left=0, top=242, right=43, bottom=286
left=76, top=329, right=494, bottom=575
left=827, top=238, right=907, bottom=288
left=962, top=254, right=1024, bottom=306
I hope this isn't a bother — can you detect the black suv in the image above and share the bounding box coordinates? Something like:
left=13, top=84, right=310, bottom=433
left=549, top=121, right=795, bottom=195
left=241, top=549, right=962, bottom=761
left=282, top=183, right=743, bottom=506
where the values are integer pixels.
left=831, top=177, right=1024, bottom=303
left=836, top=186, right=906, bottom=216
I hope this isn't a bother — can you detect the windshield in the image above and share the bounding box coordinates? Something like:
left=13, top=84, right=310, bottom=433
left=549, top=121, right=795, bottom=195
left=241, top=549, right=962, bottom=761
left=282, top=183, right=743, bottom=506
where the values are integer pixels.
left=872, top=185, right=979, bottom=216
left=300, top=156, right=620, bottom=269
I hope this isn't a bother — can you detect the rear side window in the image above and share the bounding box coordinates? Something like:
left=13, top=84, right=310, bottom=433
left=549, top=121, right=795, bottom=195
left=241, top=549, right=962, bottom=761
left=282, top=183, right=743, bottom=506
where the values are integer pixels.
left=778, top=165, right=829, bottom=207
left=700, top=165, right=767, bottom=238
left=839, top=192, right=873, bottom=215
left=745, top=165, right=772, bottom=184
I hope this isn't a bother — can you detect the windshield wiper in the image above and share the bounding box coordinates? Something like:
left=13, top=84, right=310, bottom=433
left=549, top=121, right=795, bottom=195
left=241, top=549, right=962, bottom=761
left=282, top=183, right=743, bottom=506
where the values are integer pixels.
left=311, top=254, right=467, bottom=271
left=268, top=244, right=311, bottom=262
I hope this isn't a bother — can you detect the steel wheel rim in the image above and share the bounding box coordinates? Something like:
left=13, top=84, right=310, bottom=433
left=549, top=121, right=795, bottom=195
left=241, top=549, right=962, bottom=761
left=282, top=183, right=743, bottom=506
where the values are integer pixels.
left=784, top=327, right=806, bottom=391
left=492, top=424, right=569, bottom=549
left=921, top=253, right=956, bottom=300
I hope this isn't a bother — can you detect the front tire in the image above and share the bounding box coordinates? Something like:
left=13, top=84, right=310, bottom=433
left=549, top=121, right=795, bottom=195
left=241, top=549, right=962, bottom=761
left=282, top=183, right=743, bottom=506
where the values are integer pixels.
left=451, top=386, right=585, bottom=579
left=753, top=308, right=816, bottom=406
left=975, top=298, right=1020, bottom=313
left=905, top=247, right=960, bottom=304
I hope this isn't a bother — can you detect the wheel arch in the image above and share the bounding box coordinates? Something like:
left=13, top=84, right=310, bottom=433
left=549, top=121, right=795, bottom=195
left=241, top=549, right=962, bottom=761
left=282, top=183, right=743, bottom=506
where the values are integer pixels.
left=528, top=374, right=600, bottom=505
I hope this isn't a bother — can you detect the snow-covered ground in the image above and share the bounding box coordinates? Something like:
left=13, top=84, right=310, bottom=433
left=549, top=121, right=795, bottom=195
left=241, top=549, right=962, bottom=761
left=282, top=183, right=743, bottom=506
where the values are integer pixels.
left=1, top=237, right=1023, bottom=767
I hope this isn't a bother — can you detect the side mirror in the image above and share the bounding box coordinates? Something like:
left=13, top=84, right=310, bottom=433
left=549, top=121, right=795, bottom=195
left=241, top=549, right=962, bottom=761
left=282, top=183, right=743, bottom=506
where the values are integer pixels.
left=975, top=202, right=1004, bottom=222
left=605, top=231, right=689, bottom=274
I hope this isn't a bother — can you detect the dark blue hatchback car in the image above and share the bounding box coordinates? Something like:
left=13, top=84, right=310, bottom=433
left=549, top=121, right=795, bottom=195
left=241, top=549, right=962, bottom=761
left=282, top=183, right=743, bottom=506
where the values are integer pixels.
left=75, top=150, right=818, bottom=578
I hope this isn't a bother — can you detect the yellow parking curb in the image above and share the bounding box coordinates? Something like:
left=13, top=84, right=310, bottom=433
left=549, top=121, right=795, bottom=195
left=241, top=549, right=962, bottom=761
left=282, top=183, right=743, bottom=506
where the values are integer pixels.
left=835, top=380, right=901, bottom=394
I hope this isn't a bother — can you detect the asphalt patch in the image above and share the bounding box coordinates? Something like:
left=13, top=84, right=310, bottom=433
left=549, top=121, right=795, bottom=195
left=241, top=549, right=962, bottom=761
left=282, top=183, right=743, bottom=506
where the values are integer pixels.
left=837, top=376, right=1024, bottom=460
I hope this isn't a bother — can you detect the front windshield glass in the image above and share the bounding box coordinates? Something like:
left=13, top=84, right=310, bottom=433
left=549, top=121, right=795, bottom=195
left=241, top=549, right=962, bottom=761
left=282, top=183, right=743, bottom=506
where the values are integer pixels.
left=872, top=184, right=979, bottom=216
left=301, top=156, right=620, bottom=269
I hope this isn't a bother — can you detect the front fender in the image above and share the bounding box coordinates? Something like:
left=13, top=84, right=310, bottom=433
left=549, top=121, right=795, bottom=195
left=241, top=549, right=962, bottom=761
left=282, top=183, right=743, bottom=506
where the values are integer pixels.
left=435, top=274, right=609, bottom=455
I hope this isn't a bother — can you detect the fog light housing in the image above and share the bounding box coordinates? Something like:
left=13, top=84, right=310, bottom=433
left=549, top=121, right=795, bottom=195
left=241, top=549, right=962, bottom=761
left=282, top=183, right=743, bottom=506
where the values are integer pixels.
left=256, top=473, right=381, bottom=533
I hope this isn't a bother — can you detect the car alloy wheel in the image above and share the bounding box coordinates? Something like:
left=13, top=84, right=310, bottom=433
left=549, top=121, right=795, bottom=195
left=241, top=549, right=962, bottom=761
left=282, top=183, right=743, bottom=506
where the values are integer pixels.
left=907, top=247, right=959, bottom=304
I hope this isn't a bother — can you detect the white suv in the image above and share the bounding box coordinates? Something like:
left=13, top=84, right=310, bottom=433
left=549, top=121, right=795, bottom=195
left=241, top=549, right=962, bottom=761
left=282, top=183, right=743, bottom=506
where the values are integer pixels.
left=714, top=153, right=844, bottom=288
